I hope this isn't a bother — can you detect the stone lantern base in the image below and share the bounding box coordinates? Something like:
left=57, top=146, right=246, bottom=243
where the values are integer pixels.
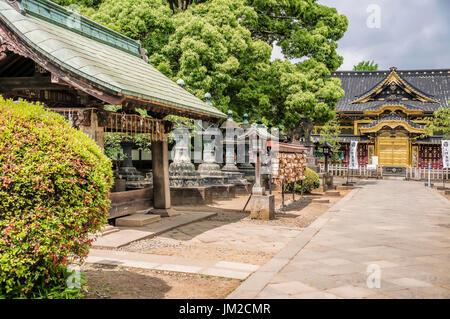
left=250, top=194, right=275, bottom=220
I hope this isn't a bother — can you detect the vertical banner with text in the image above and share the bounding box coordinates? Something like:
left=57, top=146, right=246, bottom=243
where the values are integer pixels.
left=442, top=140, right=450, bottom=168
left=349, top=141, right=359, bottom=169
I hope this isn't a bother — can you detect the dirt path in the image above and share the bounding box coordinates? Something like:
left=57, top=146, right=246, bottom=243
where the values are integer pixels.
left=82, top=264, right=240, bottom=299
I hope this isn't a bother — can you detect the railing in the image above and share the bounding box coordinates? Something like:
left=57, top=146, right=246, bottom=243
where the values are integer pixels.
left=406, top=167, right=450, bottom=181
left=319, top=164, right=450, bottom=181
left=319, top=164, right=382, bottom=178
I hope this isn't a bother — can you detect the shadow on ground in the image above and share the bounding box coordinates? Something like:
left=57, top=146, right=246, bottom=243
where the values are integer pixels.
left=82, top=264, right=240, bottom=299
left=83, top=267, right=171, bottom=299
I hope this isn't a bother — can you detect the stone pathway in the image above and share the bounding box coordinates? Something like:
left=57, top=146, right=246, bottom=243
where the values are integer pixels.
left=228, top=180, right=450, bottom=299
left=86, top=249, right=259, bottom=280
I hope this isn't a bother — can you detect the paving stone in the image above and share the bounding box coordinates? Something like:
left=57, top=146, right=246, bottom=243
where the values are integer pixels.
left=326, top=285, right=374, bottom=298
left=92, top=230, right=155, bottom=249
left=312, top=198, right=330, bottom=203
left=231, top=180, right=450, bottom=299
left=362, top=260, right=399, bottom=268
left=325, top=191, right=341, bottom=196
left=265, top=281, right=318, bottom=295
left=154, top=264, right=203, bottom=274
left=292, top=291, right=339, bottom=299
left=386, top=277, right=434, bottom=288
left=87, top=249, right=258, bottom=280
left=214, top=261, right=259, bottom=272
left=201, top=268, right=250, bottom=280
left=384, top=287, right=450, bottom=299
left=115, top=214, right=160, bottom=227
left=316, top=258, right=353, bottom=266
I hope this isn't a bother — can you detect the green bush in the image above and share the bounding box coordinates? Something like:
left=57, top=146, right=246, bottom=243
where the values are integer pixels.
left=0, top=97, right=113, bottom=298
left=294, top=167, right=320, bottom=193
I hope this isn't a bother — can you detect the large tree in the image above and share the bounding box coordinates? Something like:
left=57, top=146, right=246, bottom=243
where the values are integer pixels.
left=54, top=0, right=348, bottom=141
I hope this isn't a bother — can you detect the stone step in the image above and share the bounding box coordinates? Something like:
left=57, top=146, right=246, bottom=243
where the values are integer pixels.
left=100, top=225, right=120, bottom=236
left=133, top=208, right=152, bottom=214
left=102, top=228, right=120, bottom=236
left=445, top=190, right=450, bottom=195
left=312, top=198, right=330, bottom=204
left=102, top=225, right=115, bottom=232
left=325, top=190, right=341, bottom=196
left=116, top=214, right=161, bottom=227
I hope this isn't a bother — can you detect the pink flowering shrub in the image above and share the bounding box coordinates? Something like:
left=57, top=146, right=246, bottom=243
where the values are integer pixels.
left=0, top=97, right=113, bottom=298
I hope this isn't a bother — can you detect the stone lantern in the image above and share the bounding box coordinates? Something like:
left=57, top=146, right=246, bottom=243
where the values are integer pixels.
left=237, top=113, right=255, bottom=181
left=118, top=138, right=144, bottom=182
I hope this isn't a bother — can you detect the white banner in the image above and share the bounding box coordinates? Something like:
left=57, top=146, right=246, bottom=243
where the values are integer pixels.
left=442, top=140, right=450, bottom=168
left=349, top=141, right=359, bottom=169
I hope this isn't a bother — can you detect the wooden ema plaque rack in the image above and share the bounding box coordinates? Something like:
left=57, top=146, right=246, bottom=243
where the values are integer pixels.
left=267, top=141, right=307, bottom=185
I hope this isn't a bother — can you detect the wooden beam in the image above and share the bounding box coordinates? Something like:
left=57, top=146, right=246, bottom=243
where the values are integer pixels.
left=0, top=76, right=64, bottom=90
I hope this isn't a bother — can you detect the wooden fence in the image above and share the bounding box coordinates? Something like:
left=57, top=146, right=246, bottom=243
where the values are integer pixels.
left=318, top=164, right=382, bottom=178
left=319, top=164, right=450, bottom=181
left=405, top=167, right=450, bottom=181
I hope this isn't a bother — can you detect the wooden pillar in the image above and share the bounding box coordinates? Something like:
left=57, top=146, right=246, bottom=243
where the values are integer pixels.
left=81, top=110, right=104, bottom=150
left=151, top=139, right=176, bottom=217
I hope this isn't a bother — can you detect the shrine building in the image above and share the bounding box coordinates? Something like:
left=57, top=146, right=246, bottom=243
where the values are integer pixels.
left=0, top=0, right=225, bottom=217
left=312, top=67, right=449, bottom=171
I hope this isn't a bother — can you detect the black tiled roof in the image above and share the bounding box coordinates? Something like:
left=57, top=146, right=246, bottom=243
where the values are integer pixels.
left=332, top=69, right=450, bottom=112
left=360, top=113, right=423, bottom=129
left=361, top=101, right=438, bottom=112
left=415, top=136, right=443, bottom=144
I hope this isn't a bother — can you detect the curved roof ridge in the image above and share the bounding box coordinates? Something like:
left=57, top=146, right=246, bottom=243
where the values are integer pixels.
left=360, top=112, right=423, bottom=129
left=332, top=68, right=450, bottom=75
left=21, top=0, right=143, bottom=58
left=349, top=68, right=439, bottom=104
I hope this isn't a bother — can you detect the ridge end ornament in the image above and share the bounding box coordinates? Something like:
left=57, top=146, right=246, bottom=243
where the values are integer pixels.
left=7, top=0, right=26, bottom=14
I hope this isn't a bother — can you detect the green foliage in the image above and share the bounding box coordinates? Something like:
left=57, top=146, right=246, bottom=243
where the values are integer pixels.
left=156, top=0, right=272, bottom=114
left=104, top=133, right=152, bottom=157
left=245, top=0, right=348, bottom=70
left=319, top=118, right=342, bottom=159
left=55, top=0, right=348, bottom=141
left=423, top=107, right=450, bottom=139
left=103, top=105, right=122, bottom=112
left=291, top=167, right=320, bottom=193
left=296, top=168, right=320, bottom=193
left=103, top=132, right=126, bottom=164
left=135, top=108, right=152, bottom=118
left=81, top=0, right=175, bottom=60
left=353, top=60, right=378, bottom=71
left=261, top=59, right=344, bottom=140
left=0, top=97, right=113, bottom=298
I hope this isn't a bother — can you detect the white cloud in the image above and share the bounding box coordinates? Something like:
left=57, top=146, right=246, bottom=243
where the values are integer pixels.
left=338, top=48, right=369, bottom=70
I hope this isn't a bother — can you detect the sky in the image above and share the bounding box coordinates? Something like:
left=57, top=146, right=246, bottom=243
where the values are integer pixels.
left=271, top=0, right=450, bottom=71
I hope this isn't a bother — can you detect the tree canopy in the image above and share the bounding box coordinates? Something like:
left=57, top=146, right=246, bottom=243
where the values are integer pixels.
left=319, top=117, right=342, bottom=159
left=54, top=0, right=348, bottom=141
left=353, top=60, right=378, bottom=71
left=423, top=107, right=450, bottom=139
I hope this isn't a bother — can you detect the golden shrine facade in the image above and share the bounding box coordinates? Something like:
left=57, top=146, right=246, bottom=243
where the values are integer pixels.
left=312, top=67, right=449, bottom=170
